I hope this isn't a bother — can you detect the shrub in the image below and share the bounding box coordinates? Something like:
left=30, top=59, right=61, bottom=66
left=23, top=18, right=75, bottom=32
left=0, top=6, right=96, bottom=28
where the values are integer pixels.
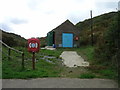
left=79, top=73, right=96, bottom=79
left=94, top=16, right=119, bottom=67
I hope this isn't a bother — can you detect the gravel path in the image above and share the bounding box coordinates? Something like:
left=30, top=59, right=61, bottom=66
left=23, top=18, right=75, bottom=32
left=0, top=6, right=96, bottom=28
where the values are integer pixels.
left=2, top=78, right=118, bottom=88
left=60, top=51, right=89, bottom=67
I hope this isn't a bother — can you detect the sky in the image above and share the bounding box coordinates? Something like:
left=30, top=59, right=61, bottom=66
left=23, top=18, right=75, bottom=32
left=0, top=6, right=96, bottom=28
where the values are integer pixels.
left=0, top=0, right=119, bottom=39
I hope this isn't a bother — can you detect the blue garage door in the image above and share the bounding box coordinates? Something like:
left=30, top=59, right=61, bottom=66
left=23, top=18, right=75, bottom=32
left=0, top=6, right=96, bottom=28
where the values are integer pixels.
left=62, top=33, right=73, bottom=47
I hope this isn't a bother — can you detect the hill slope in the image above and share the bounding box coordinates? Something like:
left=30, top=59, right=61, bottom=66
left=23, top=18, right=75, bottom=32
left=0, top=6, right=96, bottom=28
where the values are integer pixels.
left=76, top=11, right=119, bottom=84
left=1, top=29, right=26, bottom=47
left=76, top=11, right=118, bottom=45
left=1, top=29, right=47, bottom=47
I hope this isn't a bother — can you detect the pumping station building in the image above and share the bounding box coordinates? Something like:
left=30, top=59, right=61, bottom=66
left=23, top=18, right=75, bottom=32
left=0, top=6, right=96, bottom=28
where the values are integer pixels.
left=47, top=20, right=80, bottom=48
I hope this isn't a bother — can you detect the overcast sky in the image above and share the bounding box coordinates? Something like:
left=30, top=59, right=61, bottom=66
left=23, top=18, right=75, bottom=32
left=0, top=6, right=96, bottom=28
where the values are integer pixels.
left=0, top=0, right=119, bottom=39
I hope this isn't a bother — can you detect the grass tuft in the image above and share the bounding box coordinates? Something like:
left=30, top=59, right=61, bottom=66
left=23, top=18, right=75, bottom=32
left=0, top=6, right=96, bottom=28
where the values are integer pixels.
left=79, top=73, right=96, bottom=79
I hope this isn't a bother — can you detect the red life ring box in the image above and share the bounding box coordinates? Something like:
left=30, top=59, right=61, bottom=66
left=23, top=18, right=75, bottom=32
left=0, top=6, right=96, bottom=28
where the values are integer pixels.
left=28, top=38, right=40, bottom=52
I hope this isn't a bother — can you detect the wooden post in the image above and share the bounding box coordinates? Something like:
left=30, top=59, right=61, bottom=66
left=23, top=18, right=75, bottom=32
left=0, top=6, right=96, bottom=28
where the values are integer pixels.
left=32, top=52, right=35, bottom=70
left=8, top=48, right=11, bottom=60
left=90, top=10, right=94, bottom=46
left=22, top=53, right=24, bottom=69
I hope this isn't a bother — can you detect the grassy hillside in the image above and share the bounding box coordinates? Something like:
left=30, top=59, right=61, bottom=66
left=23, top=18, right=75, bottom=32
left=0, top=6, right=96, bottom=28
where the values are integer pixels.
left=76, top=12, right=118, bottom=45
left=76, top=11, right=119, bottom=84
left=1, top=29, right=47, bottom=47
left=75, top=11, right=119, bottom=65
left=1, top=29, right=27, bottom=47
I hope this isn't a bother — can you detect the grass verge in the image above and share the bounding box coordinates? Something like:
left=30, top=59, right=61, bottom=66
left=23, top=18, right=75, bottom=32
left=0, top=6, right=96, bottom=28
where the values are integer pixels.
left=2, top=46, right=63, bottom=79
left=2, top=46, right=118, bottom=80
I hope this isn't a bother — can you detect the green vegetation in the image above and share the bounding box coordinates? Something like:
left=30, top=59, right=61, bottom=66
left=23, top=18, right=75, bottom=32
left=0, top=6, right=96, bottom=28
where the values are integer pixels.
left=98, top=69, right=117, bottom=79
left=1, top=29, right=47, bottom=47
left=0, top=61, right=2, bottom=78
left=76, top=11, right=119, bottom=83
left=1, top=30, right=26, bottom=47
left=76, top=12, right=118, bottom=46
left=2, top=45, right=118, bottom=79
left=2, top=46, right=63, bottom=79
left=76, top=46, right=94, bottom=62
left=79, top=73, right=96, bottom=79
left=3, top=59, right=61, bottom=79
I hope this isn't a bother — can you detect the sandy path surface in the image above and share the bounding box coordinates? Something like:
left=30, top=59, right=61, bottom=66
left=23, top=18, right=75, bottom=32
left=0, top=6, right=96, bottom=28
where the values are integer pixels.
left=60, top=51, right=89, bottom=67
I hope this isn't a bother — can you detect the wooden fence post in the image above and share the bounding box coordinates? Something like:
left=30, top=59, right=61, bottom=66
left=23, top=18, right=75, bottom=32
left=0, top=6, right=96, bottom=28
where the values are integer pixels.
left=32, top=52, right=35, bottom=70
left=8, top=48, right=11, bottom=60
left=22, top=53, right=24, bottom=69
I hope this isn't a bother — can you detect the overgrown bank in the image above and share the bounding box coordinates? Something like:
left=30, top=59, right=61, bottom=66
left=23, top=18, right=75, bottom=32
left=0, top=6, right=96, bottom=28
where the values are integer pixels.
left=76, top=11, right=119, bottom=84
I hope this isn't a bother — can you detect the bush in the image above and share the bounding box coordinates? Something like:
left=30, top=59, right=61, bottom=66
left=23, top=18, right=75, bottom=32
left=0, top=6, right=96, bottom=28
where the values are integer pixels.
left=2, top=36, right=17, bottom=47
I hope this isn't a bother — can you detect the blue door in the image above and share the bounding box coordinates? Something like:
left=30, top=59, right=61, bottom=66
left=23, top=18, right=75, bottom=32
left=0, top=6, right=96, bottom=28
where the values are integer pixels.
left=62, top=33, right=73, bottom=47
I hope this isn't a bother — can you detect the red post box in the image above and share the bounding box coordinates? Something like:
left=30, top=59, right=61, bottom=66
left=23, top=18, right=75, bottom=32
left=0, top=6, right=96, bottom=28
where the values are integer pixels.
left=28, top=38, right=40, bottom=53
